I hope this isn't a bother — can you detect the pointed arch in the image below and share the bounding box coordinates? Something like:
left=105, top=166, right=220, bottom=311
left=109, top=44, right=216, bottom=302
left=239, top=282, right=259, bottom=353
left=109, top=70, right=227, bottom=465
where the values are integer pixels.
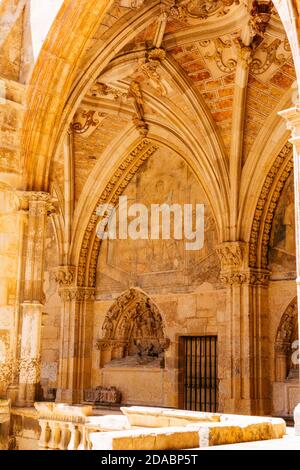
left=97, top=287, right=169, bottom=366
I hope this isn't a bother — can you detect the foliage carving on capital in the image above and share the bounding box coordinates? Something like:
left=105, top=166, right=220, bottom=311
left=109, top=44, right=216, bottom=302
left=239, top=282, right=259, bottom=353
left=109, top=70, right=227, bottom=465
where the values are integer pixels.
left=59, top=288, right=95, bottom=302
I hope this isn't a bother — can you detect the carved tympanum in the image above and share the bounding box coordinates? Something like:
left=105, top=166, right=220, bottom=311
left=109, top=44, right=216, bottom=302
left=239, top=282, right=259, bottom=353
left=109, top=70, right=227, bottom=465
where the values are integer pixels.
left=96, top=288, right=169, bottom=368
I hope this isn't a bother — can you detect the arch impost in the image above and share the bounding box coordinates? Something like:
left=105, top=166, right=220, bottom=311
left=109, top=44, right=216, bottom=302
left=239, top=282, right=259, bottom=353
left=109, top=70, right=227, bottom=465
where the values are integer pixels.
left=58, top=287, right=95, bottom=302
left=220, top=268, right=270, bottom=286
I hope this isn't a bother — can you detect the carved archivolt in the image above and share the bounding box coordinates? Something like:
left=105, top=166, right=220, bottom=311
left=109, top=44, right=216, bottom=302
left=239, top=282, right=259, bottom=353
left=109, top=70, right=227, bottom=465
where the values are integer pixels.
left=275, top=297, right=298, bottom=355
left=249, top=142, right=293, bottom=269
left=77, top=140, right=158, bottom=288
left=96, top=288, right=170, bottom=359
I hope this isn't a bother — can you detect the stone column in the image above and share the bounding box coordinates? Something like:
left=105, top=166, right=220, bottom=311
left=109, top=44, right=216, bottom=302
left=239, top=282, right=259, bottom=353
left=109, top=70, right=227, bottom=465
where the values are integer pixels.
left=17, top=192, right=56, bottom=407
left=279, top=106, right=300, bottom=434
left=217, top=242, right=270, bottom=415
left=55, top=270, right=95, bottom=404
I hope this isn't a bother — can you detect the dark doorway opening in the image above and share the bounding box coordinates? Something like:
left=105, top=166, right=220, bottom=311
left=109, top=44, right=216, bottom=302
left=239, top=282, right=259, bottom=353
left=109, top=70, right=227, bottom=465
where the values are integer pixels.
left=179, top=336, right=218, bottom=412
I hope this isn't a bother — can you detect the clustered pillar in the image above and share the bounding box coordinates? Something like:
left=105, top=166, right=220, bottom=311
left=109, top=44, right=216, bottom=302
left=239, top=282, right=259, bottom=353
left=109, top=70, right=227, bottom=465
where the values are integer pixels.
left=217, top=242, right=270, bottom=415
left=16, top=192, right=56, bottom=407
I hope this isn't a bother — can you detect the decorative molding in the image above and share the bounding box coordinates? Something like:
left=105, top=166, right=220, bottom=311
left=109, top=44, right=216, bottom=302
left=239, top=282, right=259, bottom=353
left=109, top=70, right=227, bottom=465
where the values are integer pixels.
left=70, top=110, right=105, bottom=136
left=249, top=142, right=293, bottom=269
left=204, top=35, right=288, bottom=75
left=77, top=139, right=159, bottom=288
left=181, top=0, right=239, bottom=19
left=205, top=37, right=237, bottom=73
left=249, top=0, right=273, bottom=37
left=128, top=81, right=149, bottom=135
left=59, top=288, right=95, bottom=302
left=34, top=403, right=92, bottom=424
left=251, top=39, right=286, bottom=75
left=88, top=82, right=127, bottom=100
left=139, top=48, right=167, bottom=96
left=220, top=269, right=270, bottom=286
left=275, top=297, right=297, bottom=354
left=220, top=272, right=247, bottom=285
left=16, top=191, right=57, bottom=217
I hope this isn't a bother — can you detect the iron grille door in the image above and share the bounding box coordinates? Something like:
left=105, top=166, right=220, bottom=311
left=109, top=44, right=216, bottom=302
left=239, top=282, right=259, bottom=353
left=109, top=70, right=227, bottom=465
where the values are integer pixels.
left=179, top=336, right=217, bottom=412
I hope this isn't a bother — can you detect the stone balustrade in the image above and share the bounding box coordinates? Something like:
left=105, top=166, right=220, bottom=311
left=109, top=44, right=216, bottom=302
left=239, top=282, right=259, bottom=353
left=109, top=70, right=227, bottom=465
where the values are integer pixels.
left=34, top=403, right=94, bottom=450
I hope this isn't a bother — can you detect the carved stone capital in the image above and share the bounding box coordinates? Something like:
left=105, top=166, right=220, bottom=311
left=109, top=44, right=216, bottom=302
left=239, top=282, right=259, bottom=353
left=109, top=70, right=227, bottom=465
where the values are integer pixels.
left=220, top=272, right=247, bottom=285
left=55, top=266, right=76, bottom=287
left=216, top=242, right=248, bottom=271
left=59, top=287, right=95, bottom=302
left=15, top=191, right=57, bottom=217
left=279, top=107, right=300, bottom=145
left=246, top=269, right=270, bottom=286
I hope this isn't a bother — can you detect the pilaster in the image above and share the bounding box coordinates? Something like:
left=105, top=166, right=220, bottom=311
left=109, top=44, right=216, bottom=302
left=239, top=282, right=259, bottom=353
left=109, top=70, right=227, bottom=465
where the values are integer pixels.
left=56, top=269, right=95, bottom=404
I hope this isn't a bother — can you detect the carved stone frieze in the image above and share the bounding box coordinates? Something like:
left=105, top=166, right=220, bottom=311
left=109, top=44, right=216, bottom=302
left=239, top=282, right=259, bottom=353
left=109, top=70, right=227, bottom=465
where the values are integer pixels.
left=59, top=288, right=95, bottom=302
left=220, top=269, right=270, bottom=286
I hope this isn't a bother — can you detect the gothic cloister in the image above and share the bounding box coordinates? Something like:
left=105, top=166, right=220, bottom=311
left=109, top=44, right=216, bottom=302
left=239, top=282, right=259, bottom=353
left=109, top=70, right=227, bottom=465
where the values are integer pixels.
left=1, top=0, right=300, bottom=450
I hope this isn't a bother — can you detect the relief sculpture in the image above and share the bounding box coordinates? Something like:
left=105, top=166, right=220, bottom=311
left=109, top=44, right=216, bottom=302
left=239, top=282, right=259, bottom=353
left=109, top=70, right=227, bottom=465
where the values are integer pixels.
left=96, top=288, right=170, bottom=368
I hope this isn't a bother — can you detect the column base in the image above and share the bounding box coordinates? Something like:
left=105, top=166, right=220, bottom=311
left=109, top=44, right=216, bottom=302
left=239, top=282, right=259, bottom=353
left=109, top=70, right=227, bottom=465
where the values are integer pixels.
left=6, top=384, right=19, bottom=406
left=15, top=383, right=38, bottom=408
left=55, top=388, right=83, bottom=405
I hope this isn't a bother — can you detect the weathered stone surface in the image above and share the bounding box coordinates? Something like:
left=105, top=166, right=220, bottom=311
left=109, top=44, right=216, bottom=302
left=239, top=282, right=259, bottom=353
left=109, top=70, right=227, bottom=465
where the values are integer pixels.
left=89, top=427, right=200, bottom=451
left=121, top=406, right=220, bottom=428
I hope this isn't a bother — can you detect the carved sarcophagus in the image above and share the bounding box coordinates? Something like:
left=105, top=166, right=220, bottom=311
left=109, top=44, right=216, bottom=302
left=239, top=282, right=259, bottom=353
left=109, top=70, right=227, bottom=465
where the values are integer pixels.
left=84, top=386, right=121, bottom=405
